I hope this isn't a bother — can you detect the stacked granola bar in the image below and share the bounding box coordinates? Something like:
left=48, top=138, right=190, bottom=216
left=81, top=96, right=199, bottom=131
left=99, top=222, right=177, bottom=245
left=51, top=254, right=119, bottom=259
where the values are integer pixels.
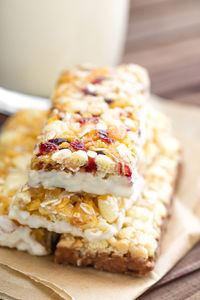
left=8, top=64, right=180, bottom=274
left=0, top=110, right=55, bottom=255
left=55, top=109, right=180, bottom=274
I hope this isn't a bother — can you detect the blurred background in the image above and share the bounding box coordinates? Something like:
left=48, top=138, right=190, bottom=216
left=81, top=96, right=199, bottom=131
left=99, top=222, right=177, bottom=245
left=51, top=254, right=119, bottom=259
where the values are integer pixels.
left=0, top=0, right=199, bottom=105
left=122, top=0, right=200, bottom=105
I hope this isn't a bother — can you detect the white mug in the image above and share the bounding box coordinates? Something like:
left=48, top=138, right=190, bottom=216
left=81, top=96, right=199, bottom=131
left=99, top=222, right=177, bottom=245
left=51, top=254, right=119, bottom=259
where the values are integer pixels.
left=0, top=0, right=129, bottom=96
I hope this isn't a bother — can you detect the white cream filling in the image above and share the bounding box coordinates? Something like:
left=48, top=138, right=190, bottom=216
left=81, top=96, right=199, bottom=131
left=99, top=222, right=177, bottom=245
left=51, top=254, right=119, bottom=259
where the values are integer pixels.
left=9, top=207, right=123, bottom=242
left=28, top=170, right=135, bottom=197
left=0, top=215, right=48, bottom=255
left=10, top=175, right=144, bottom=242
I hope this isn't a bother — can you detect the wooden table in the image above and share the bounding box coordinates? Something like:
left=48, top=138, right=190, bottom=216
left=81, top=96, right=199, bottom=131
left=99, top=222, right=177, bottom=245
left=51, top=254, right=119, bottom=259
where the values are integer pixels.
left=122, top=1, right=200, bottom=299
left=122, top=0, right=200, bottom=105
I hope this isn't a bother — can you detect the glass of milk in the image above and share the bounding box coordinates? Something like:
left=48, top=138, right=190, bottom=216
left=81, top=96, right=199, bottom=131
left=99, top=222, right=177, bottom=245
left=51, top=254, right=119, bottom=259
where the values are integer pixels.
left=0, top=0, right=129, bottom=96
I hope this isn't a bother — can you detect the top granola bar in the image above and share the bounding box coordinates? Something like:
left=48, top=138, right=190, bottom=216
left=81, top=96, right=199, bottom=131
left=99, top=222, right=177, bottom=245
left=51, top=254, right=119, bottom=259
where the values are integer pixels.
left=29, top=64, right=150, bottom=197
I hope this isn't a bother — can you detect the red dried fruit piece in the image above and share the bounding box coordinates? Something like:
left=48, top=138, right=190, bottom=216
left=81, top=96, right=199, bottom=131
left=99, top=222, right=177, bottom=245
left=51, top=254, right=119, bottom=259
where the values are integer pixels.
left=48, top=138, right=68, bottom=145
left=124, top=164, right=132, bottom=178
left=85, top=158, right=97, bottom=172
left=78, top=117, right=99, bottom=125
left=70, top=140, right=87, bottom=151
left=82, top=87, right=97, bottom=96
left=36, top=142, right=58, bottom=156
left=97, top=129, right=114, bottom=144
left=118, top=162, right=132, bottom=178
left=92, top=77, right=104, bottom=84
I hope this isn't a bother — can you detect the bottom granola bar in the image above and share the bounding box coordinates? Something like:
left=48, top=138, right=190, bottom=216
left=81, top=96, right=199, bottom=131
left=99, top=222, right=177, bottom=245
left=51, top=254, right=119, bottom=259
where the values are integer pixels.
left=55, top=133, right=180, bottom=274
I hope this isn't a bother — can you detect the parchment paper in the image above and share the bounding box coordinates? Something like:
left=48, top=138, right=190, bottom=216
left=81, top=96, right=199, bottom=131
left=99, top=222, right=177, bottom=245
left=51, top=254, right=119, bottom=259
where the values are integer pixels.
left=0, top=96, right=200, bottom=300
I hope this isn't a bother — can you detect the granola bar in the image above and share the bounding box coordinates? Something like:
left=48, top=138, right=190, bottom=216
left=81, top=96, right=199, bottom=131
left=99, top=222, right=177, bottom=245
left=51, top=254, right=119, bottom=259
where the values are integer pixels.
left=0, top=110, right=56, bottom=255
left=29, top=64, right=149, bottom=197
left=54, top=131, right=180, bottom=274
left=9, top=107, right=178, bottom=244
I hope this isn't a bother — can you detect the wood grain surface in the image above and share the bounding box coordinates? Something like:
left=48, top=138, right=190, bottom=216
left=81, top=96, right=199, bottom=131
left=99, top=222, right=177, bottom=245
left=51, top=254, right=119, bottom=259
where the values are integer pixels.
left=122, top=0, right=200, bottom=105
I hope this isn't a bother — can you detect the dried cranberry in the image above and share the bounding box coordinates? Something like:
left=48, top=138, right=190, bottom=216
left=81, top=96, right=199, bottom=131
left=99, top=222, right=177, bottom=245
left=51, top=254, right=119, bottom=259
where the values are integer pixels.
left=78, top=117, right=99, bottom=125
left=82, top=87, right=97, bottom=96
left=48, top=138, right=68, bottom=145
left=97, top=129, right=114, bottom=144
left=124, top=164, right=132, bottom=178
left=70, top=140, right=87, bottom=151
left=118, top=162, right=132, bottom=178
left=92, top=77, right=104, bottom=84
left=36, top=142, right=58, bottom=156
left=85, top=158, right=97, bottom=172
left=104, top=98, right=112, bottom=105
